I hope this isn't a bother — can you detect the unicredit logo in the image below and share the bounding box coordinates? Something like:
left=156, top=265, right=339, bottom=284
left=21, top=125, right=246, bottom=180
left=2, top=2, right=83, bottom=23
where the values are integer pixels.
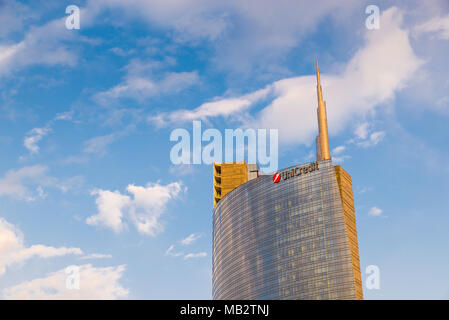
left=272, top=161, right=319, bottom=184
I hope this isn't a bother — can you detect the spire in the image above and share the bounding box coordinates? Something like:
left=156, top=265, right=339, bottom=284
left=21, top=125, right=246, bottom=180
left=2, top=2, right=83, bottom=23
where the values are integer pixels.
left=315, top=60, right=331, bottom=161
left=316, top=60, right=321, bottom=88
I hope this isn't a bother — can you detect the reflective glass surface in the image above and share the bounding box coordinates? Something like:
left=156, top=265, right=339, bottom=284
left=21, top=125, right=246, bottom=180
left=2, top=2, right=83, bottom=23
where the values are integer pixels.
left=212, top=160, right=358, bottom=300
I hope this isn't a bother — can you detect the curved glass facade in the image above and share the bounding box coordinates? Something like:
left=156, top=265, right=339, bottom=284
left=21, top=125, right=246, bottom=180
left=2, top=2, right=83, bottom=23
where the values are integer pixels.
left=212, top=160, right=361, bottom=300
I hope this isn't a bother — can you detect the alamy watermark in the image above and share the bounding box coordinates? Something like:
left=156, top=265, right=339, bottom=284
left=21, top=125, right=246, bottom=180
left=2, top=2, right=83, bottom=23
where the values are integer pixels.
left=65, top=5, right=80, bottom=30
left=65, top=265, right=80, bottom=290
left=170, top=121, right=279, bottom=172
left=365, top=265, right=380, bottom=290
left=365, top=5, right=380, bottom=30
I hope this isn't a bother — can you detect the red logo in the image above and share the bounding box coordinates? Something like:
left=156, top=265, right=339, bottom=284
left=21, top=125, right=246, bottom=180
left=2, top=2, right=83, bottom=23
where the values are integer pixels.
left=272, top=173, right=280, bottom=183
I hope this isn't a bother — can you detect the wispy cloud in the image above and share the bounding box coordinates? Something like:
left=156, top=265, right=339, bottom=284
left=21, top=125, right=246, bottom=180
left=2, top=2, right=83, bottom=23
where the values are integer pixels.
left=0, top=165, right=51, bottom=201
left=21, top=110, right=77, bottom=158
left=349, top=123, right=386, bottom=148
left=0, top=1, right=34, bottom=39
left=23, top=126, right=51, bottom=154
left=88, top=0, right=363, bottom=73
left=0, top=0, right=114, bottom=77
left=54, top=110, right=74, bottom=121
left=82, top=125, right=137, bottom=157
left=358, top=131, right=386, bottom=148
left=181, top=233, right=202, bottom=246
left=165, top=245, right=183, bottom=257
left=0, top=218, right=82, bottom=276
left=166, top=233, right=205, bottom=260
left=184, top=252, right=207, bottom=260
left=414, top=14, right=449, bottom=39
left=149, top=88, right=270, bottom=127
left=0, top=165, right=83, bottom=201
left=368, top=206, right=383, bottom=217
left=2, top=264, right=128, bottom=299
left=332, top=146, right=346, bottom=155
left=332, top=155, right=351, bottom=164
left=95, top=58, right=199, bottom=104
left=79, top=253, right=113, bottom=260
left=357, top=186, right=372, bottom=195
left=149, top=8, right=422, bottom=148
left=0, top=16, right=78, bottom=77
left=96, top=71, right=199, bottom=103
left=83, top=134, right=116, bottom=156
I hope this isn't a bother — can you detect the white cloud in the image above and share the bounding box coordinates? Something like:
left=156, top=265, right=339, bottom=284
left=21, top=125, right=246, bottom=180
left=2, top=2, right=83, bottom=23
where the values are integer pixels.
left=1, top=1, right=437, bottom=79
left=0, top=218, right=82, bottom=276
left=95, top=58, right=199, bottom=104
left=36, top=185, right=47, bottom=199
left=57, top=176, right=85, bottom=194
left=0, top=17, right=78, bottom=76
left=181, top=233, right=202, bottom=246
left=0, top=1, right=34, bottom=39
left=0, top=165, right=83, bottom=201
left=89, top=0, right=362, bottom=73
left=355, top=122, right=369, bottom=140
left=149, top=87, right=270, bottom=127
left=332, top=145, right=345, bottom=155
left=21, top=110, right=78, bottom=157
left=0, top=218, right=125, bottom=299
left=358, top=131, right=386, bottom=148
left=348, top=122, right=386, bottom=148
left=20, top=111, right=78, bottom=159
left=109, top=47, right=134, bottom=57
left=127, top=182, right=182, bottom=236
left=332, top=155, right=351, bottom=164
left=86, top=182, right=183, bottom=236
left=83, top=134, right=116, bottom=156
left=166, top=233, right=204, bottom=258
left=435, top=96, right=449, bottom=112
left=89, top=0, right=230, bottom=42
left=150, top=8, right=423, bottom=147
left=82, top=125, right=136, bottom=157
left=331, top=125, right=385, bottom=162
left=0, top=0, right=114, bottom=76
left=59, top=155, right=89, bottom=165
left=54, top=111, right=74, bottom=121
left=0, top=165, right=50, bottom=201
left=406, top=7, right=449, bottom=115
left=368, top=206, right=383, bottom=217
left=184, top=252, right=207, bottom=260
left=79, top=253, right=113, bottom=260
left=414, top=14, right=449, bottom=39
left=2, top=264, right=128, bottom=299
left=165, top=245, right=183, bottom=257
left=251, top=7, right=422, bottom=145
left=357, top=186, right=372, bottom=195
left=96, top=71, right=199, bottom=103
left=86, top=189, right=131, bottom=234
left=23, top=127, right=51, bottom=154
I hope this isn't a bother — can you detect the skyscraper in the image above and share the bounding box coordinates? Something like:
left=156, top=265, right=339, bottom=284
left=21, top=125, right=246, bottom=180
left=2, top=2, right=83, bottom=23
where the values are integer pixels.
left=212, top=62, right=363, bottom=300
left=213, top=161, right=259, bottom=207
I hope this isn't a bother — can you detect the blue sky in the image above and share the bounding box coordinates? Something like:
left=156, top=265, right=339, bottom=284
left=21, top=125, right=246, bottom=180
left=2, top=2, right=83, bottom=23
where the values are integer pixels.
left=0, top=0, right=449, bottom=299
